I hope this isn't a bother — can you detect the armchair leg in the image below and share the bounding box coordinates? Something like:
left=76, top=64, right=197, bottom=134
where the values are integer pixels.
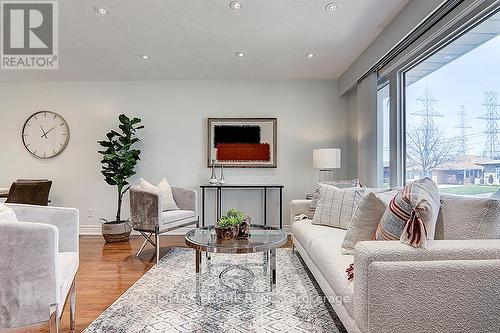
left=69, top=279, right=76, bottom=332
left=136, top=234, right=151, bottom=257
left=155, top=226, right=160, bottom=265
left=49, top=303, right=59, bottom=333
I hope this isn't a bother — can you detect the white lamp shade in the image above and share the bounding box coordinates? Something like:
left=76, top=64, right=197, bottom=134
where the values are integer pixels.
left=313, top=148, right=341, bottom=169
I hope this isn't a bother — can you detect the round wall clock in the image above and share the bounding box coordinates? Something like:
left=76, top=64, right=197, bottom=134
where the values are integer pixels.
left=22, top=111, right=70, bottom=159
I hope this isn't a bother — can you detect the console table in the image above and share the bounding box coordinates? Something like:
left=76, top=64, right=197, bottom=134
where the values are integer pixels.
left=199, top=184, right=284, bottom=229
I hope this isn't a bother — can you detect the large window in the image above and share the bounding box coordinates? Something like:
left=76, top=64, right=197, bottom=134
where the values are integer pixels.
left=403, top=10, right=500, bottom=198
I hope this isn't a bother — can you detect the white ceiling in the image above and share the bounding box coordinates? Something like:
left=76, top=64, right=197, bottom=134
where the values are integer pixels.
left=0, top=0, right=410, bottom=82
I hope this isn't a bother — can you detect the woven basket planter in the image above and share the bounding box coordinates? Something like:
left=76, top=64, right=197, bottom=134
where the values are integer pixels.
left=101, top=220, right=132, bottom=243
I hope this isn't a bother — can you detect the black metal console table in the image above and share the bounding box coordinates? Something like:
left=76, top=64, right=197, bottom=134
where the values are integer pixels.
left=199, top=184, right=284, bottom=229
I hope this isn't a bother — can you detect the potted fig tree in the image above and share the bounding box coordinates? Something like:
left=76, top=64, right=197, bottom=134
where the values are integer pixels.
left=98, top=114, right=143, bottom=242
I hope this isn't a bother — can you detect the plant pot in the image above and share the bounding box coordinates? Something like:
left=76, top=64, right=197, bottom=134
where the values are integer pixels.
left=215, top=225, right=239, bottom=241
left=101, top=219, right=132, bottom=243
left=237, top=216, right=251, bottom=239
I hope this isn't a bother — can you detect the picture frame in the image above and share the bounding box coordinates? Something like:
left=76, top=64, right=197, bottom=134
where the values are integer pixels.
left=207, top=118, right=277, bottom=168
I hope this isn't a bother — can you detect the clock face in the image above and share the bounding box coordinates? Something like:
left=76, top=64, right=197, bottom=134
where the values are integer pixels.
left=22, top=111, right=70, bottom=159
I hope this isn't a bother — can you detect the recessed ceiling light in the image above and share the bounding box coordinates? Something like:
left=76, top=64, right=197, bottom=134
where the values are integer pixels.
left=93, top=6, right=109, bottom=15
left=325, top=3, right=339, bottom=12
left=229, top=1, right=242, bottom=10
left=235, top=51, right=245, bottom=57
left=139, top=54, right=150, bottom=60
left=444, top=55, right=453, bottom=59
left=305, top=52, right=315, bottom=58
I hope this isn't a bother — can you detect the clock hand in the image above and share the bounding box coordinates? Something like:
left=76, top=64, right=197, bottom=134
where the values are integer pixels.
left=40, top=125, right=48, bottom=139
left=44, top=125, right=58, bottom=136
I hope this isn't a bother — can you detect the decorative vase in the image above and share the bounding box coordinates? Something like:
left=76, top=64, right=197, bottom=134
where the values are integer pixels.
left=100, top=219, right=132, bottom=243
left=215, top=225, right=239, bottom=240
left=219, top=164, right=226, bottom=184
left=209, top=159, right=219, bottom=184
left=237, top=216, right=251, bottom=239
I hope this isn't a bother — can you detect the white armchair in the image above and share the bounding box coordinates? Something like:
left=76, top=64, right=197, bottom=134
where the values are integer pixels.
left=0, top=204, right=79, bottom=333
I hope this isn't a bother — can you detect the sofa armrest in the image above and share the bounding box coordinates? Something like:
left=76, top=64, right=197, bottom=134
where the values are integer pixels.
left=5, top=203, right=79, bottom=252
left=354, top=240, right=500, bottom=333
left=130, top=187, right=160, bottom=232
left=172, top=187, right=197, bottom=213
left=290, top=199, right=311, bottom=224
left=0, top=222, right=58, bottom=328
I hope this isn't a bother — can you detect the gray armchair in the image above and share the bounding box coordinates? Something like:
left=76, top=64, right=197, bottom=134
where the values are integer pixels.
left=0, top=204, right=79, bottom=333
left=130, top=186, right=198, bottom=264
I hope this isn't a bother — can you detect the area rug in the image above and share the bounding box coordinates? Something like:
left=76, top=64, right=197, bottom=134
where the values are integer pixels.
left=84, top=248, right=346, bottom=333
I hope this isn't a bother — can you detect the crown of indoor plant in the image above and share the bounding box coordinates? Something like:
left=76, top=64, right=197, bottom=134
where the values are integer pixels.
left=215, top=208, right=250, bottom=240
left=98, top=114, right=143, bottom=233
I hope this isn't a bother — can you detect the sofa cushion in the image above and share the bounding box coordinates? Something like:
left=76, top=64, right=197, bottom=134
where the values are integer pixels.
left=161, top=210, right=195, bottom=224
left=436, top=194, right=500, bottom=240
left=312, top=184, right=366, bottom=229
left=56, top=252, right=78, bottom=315
left=0, top=204, right=17, bottom=223
left=292, top=219, right=346, bottom=253
left=342, top=192, right=386, bottom=254
left=140, top=178, right=179, bottom=212
left=375, top=178, right=440, bottom=247
left=308, top=237, right=355, bottom=317
left=307, top=179, right=361, bottom=219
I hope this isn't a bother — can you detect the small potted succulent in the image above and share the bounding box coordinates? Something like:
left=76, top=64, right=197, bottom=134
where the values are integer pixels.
left=215, top=208, right=251, bottom=240
left=215, top=215, right=240, bottom=240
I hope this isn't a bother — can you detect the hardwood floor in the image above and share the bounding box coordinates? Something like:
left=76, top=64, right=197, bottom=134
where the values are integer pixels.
left=17, top=235, right=291, bottom=332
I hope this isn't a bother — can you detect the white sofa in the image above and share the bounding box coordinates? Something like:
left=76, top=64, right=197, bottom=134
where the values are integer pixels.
left=291, top=194, right=500, bottom=333
left=0, top=204, right=79, bottom=332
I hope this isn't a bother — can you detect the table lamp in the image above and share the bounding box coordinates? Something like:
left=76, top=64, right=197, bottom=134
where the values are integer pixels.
left=313, top=148, right=341, bottom=182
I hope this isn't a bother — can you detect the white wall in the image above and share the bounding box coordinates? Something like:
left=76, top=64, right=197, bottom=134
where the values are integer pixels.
left=0, top=80, right=350, bottom=233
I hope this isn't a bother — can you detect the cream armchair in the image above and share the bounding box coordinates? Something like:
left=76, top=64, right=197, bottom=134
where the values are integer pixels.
left=130, top=186, right=198, bottom=264
left=0, top=204, right=79, bottom=333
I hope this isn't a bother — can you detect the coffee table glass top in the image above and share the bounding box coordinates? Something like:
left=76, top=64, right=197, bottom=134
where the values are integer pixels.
left=185, top=225, right=287, bottom=254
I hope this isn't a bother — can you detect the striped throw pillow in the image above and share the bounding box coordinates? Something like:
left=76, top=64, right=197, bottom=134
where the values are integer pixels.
left=307, top=179, right=361, bottom=219
left=375, top=178, right=440, bottom=247
left=312, top=184, right=366, bottom=229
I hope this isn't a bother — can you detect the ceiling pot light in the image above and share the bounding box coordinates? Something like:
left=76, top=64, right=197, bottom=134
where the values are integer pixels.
left=229, top=1, right=242, bottom=10
left=305, top=52, right=315, bottom=58
left=325, top=3, right=339, bottom=12
left=93, top=6, right=109, bottom=15
left=235, top=51, right=245, bottom=57
left=444, top=55, right=453, bottom=59
left=139, top=55, right=150, bottom=60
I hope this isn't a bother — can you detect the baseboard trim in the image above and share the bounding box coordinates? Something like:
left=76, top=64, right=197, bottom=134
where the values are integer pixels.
left=79, top=225, right=291, bottom=236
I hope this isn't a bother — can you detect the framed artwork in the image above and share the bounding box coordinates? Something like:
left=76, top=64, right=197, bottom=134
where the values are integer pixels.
left=207, top=118, right=277, bottom=168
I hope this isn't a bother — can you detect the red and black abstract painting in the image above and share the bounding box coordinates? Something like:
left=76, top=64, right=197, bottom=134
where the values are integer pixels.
left=207, top=118, right=277, bottom=168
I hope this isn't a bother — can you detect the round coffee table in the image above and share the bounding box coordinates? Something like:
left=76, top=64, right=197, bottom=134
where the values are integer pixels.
left=185, top=225, right=287, bottom=302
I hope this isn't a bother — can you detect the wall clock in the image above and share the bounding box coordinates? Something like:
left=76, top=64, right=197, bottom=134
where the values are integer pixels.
left=22, top=111, right=70, bottom=159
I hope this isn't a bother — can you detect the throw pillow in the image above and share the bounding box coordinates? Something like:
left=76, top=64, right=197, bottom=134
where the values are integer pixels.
left=375, top=178, right=440, bottom=247
left=435, top=193, right=500, bottom=240
left=312, top=184, right=366, bottom=229
left=341, top=191, right=386, bottom=254
left=307, top=179, right=361, bottom=219
left=140, top=178, right=179, bottom=211
left=0, top=204, right=17, bottom=223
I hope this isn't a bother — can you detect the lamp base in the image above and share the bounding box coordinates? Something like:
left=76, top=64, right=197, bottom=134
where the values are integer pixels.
left=318, top=169, right=335, bottom=183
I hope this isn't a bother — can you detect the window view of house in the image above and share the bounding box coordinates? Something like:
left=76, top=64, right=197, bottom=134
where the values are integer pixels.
left=405, top=11, right=500, bottom=198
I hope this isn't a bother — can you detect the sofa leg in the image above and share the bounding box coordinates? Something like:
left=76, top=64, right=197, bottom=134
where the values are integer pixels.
left=69, top=279, right=76, bottom=332
left=49, top=303, right=59, bottom=333
left=291, top=235, right=295, bottom=254
left=155, top=227, right=160, bottom=265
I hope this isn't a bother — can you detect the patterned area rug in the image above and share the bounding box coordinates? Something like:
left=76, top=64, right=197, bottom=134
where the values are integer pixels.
left=84, top=248, right=346, bottom=333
